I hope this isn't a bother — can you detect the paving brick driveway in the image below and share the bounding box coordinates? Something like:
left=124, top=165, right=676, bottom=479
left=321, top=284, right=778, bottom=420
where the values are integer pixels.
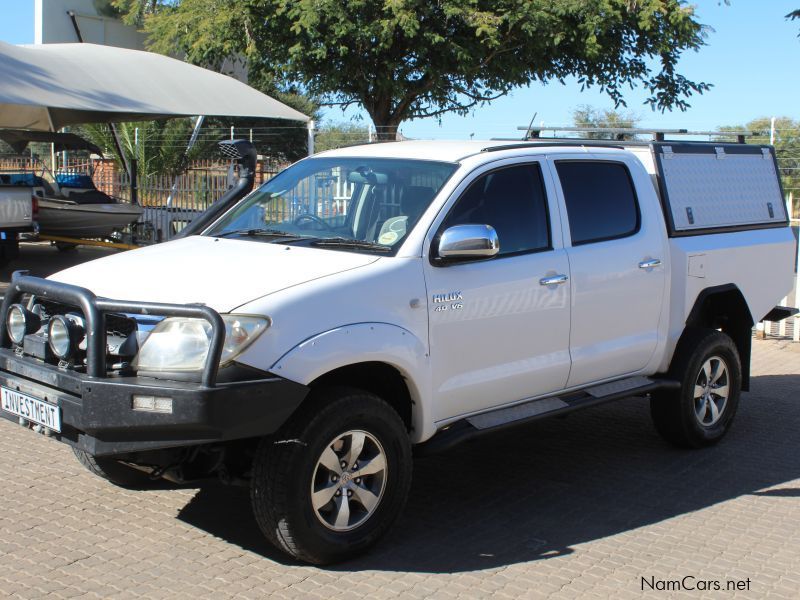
left=0, top=338, right=798, bottom=599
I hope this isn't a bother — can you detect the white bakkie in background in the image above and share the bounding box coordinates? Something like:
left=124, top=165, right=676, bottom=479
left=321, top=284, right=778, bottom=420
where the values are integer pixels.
left=0, top=138, right=795, bottom=565
left=0, top=183, right=35, bottom=266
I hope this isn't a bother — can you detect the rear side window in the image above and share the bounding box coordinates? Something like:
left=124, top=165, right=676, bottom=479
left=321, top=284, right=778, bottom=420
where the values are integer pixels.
left=440, top=163, right=550, bottom=256
left=555, top=161, right=640, bottom=245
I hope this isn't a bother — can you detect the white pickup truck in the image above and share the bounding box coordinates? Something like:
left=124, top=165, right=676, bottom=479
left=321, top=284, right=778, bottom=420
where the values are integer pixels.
left=0, top=139, right=795, bottom=564
left=0, top=181, right=35, bottom=266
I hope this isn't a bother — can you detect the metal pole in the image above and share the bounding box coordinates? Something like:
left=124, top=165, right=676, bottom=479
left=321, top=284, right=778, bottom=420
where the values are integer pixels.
left=130, top=158, right=138, bottom=206
left=307, top=120, right=315, bottom=156
left=770, top=117, right=776, bottom=146
left=66, top=11, right=83, bottom=42
left=230, top=125, right=235, bottom=141
left=166, top=116, right=204, bottom=208
left=108, top=124, right=135, bottom=204
left=61, top=127, right=67, bottom=171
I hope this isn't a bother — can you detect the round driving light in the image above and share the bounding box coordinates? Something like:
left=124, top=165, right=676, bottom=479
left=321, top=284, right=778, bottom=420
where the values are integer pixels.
left=6, top=304, right=38, bottom=345
left=48, top=315, right=75, bottom=360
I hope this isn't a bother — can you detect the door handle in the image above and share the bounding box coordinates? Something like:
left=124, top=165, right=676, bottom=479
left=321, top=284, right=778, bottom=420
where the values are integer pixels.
left=539, top=274, right=569, bottom=286
left=638, top=259, right=662, bottom=269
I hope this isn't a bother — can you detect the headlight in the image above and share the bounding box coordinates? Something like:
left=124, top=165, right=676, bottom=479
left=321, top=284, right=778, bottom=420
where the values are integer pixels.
left=133, top=315, right=269, bottom=372
left=6, top=304, right=40, bottom=345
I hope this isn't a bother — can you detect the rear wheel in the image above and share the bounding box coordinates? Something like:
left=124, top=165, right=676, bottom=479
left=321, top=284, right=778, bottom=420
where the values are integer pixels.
left=250, top=387, right=412, bottom=564
left=73, top=448, right=156, bottom=488
left=650, top=328, right=741, bottom=448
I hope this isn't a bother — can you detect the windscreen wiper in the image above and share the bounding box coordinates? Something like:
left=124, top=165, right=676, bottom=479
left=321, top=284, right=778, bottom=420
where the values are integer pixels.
left=309, top=237, right=393, bottom=252
left=214, top=228, right=307, bottom=239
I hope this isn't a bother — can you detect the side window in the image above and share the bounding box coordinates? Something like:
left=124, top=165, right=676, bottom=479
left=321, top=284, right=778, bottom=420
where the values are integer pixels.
left=555, top=161, right=640, bottom=245
left=440, top=164, right=551, bottom=256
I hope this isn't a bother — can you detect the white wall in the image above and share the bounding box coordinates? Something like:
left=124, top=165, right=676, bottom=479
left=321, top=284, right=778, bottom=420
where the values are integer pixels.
left=34, top=0, right=247, bottom=82
left=35, top=0, right=146, bottom=49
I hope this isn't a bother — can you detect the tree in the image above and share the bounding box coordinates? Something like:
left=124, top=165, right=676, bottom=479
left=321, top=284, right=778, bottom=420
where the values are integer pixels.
left=117, top=0, right=712, bottom=140
left=571, top=105, right=640, bottom=140
left=718, top=117, right=800, bottom=210
left=315, top=122, right=371, bottom=153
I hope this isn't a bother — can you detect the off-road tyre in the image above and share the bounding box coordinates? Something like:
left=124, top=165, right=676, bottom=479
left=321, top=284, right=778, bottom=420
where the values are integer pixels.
left=650, top=327, right=741, bottom=448
left=251, top=387, right=412, bottom=564
left=73, top=448, right=156, bottom=488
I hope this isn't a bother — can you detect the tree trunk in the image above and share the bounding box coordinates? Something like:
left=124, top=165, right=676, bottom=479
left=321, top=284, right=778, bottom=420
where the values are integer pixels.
left=373, top=121, right=401, bottom=141
left=367, top=103, right=403, bottom=141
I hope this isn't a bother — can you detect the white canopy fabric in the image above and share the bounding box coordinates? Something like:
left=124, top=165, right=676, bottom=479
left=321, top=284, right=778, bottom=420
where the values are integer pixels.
left=0, top=41, right=309, bottom=131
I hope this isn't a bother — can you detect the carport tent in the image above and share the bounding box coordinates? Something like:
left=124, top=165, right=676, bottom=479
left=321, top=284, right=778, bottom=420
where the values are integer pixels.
left=0, top=41, right=309, bottom=131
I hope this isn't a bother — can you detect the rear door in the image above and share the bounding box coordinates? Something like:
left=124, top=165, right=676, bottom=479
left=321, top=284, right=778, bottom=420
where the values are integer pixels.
left=549, top=156, right=667, bottom=388
left=424, top=158, right=572, bottom=421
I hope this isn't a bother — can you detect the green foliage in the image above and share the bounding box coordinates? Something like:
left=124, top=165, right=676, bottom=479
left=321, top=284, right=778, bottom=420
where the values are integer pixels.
left=110, top=0, right=164, bottom=26
left=76, top=119, right=219, bottom=178
left=315, top=122, right=371, bottom=152
left=118, top=0, right=711, bottom=140
left=571, top=105, right=640, bottom=140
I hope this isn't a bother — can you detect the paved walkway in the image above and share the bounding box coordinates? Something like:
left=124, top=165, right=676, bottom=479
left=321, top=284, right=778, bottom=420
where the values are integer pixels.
left=0, top=338, right=799, bottom=599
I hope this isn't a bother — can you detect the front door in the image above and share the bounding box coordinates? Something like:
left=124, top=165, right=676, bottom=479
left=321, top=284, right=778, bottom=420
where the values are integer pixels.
left=424, top=160, right=572, bottom=421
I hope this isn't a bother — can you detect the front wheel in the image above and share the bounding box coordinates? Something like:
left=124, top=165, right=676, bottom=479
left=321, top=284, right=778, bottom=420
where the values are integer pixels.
left=250, top=387, right=412, bottom=564
left=650, top=328, right=742, bottom=448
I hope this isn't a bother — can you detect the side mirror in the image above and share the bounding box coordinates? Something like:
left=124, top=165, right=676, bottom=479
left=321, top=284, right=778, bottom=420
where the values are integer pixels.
left=436, top=224, right=499, bottom=261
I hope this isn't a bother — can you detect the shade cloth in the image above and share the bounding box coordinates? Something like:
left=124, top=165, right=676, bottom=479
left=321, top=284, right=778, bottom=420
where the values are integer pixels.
left=0, top=41, right=309, bottom=131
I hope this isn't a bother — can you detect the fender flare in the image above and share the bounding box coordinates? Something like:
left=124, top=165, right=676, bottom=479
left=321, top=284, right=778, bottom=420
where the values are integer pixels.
left=270, top=323, right=433, bottom=441
left=683, top=283, right=753, bottom=391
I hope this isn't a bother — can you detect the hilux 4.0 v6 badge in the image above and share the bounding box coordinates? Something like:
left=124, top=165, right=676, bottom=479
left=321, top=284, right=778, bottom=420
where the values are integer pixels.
left=432, top=291, right=463, bottom=311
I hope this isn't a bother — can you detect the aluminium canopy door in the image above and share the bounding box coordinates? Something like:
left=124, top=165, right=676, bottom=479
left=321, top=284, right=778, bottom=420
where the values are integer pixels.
left=652, top=143, right=788, bottom=234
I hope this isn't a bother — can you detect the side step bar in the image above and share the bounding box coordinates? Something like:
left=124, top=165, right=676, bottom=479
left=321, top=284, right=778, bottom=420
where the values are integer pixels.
left=416, top=376, right=680, bottom=456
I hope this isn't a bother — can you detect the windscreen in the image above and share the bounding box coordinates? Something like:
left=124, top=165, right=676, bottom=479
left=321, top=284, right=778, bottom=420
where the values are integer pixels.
left=206, top=157, right=458, bottom=254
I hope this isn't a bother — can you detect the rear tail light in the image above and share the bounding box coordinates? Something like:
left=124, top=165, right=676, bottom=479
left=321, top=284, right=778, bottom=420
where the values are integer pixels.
left=31, top=195, right=39, bottom=216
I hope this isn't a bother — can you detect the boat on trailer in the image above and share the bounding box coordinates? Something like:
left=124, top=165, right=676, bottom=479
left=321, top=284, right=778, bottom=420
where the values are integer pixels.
left=0, top=129, right=142, bottom=239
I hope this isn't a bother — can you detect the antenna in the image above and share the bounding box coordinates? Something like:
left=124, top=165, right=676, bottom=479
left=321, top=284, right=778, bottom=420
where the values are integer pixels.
left=522, top=113, right=538, bottom=140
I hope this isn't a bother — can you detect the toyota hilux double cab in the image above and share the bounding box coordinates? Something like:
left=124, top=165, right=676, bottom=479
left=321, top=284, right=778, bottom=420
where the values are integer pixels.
left=0, top=139, right=795, bottom=564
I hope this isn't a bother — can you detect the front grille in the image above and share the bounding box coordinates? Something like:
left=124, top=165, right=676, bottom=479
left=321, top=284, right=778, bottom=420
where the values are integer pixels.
left=37, top=300, right=136, bottom=338
left=22, top=299, right=140, bottom=371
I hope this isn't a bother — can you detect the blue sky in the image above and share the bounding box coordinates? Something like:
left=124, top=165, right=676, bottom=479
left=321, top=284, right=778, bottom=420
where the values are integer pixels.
left=2, top=1, right=798, bottom=138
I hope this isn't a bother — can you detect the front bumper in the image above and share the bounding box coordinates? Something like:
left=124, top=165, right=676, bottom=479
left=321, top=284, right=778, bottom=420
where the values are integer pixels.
left=0, top=349, right=308, bottom=456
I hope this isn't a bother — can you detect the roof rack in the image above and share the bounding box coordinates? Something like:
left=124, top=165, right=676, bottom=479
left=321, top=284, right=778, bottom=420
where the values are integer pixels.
left=516, top=126, right=754, bottom=144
